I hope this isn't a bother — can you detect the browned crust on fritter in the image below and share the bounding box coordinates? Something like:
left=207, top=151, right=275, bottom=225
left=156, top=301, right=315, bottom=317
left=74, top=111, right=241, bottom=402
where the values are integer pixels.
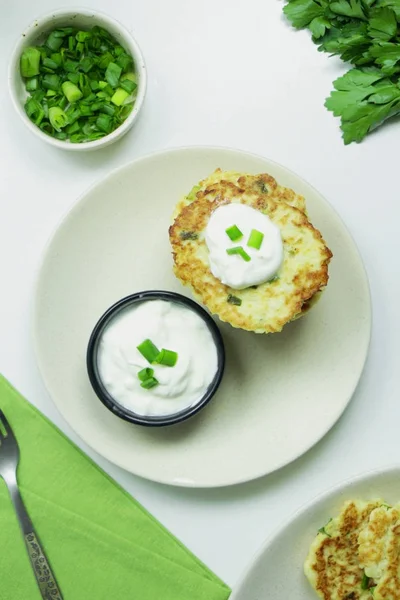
left=375, top=522, right=400, bottom=599
left=174, top=169, right=307, bottom=217
left=359, top=506, right=400, bottom=600
left=312, top=502, right=380, bottom=600
left=169, top=181, right=332, bottom=333
left=237, top=172, right=306, bottom=212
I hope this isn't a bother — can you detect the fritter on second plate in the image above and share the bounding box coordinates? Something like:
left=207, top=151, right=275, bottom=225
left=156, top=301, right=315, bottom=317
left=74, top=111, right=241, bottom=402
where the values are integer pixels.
left=358, top=504, right=400, bottom=600
left=169, top=177, right=332, bottom=334
left=304, top=499, right=384, bottom=600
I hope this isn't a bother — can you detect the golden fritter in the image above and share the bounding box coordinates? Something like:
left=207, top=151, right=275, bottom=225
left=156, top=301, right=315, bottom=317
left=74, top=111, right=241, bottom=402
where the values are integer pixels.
left=173, top=168, right=306, bottom=219
left=358, top=505, right=400, bottom=600
left=169, top=177, right=332, bottom=334
left=304, top=500, right=384, bottom=600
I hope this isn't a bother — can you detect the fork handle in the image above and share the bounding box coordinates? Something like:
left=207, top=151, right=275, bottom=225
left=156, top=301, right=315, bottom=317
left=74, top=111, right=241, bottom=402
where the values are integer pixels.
left=9, top=484, right=63, bottom=600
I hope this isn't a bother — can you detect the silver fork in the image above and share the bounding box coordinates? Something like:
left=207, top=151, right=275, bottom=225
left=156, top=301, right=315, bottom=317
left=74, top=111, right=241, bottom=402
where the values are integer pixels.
left=0, top=409, right=63, bottom=599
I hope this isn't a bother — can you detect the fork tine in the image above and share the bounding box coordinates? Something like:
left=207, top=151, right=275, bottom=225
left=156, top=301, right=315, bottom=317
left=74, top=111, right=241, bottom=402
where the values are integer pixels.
left=0, top=409, right=12, bottom=438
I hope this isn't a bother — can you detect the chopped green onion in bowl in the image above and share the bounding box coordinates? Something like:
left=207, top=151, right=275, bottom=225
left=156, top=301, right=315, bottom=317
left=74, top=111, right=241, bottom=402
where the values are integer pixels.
left=19, top=25, right=138, bottom=144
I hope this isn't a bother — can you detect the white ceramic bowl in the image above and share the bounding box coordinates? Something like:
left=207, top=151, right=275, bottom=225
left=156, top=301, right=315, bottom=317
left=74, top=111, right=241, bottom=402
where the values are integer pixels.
left=8, top=8, right=147, bottom=151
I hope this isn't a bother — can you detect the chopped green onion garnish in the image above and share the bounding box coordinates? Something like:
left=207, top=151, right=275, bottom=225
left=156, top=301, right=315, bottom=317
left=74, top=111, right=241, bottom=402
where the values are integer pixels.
left=19, top=25, right=137, bottom=143
left=317, top=518, right=332, bottom=537
left=227, top=294, right=242, bottom=306
left=100, top=103, right=116, bottom=116
left=138, top=367, right=154, bottom=382
left=96, top=114, right=113, bottom=133
left=111, top=87, right=129, bottom=106
left=51, top=53, right=62, bottom=67
left=80, top=56, right=94, bottom=73
left=140, top=377, right=159, bottom=390
left=90, top=80, right=101, bottom=92
left=225, top=225, right=243, bottom=242
left=153, top=349, right=178, bottom=367
left=186, top=185, right=201, bottom=202
left=48, top=107, right=68, bottom=131
left=179, top=231, right=198, bottom=241
left=79, top=104, right=92, bottom=117
left=120, top=78, right=137, bottom=94
left=116, top=52, right=133, bottom=71
left=76, top=30, right=90, bottom=43
left=361, top=572, right=370, bottom=590
left=122, top=72, right=137, bottom=83
left=137, top=339, right=160, bottom=364
left=20, top=47, right=41, bottom=77
left=42, top=57, right=60, bottom=71
left=226, top=246, right=251, bottom=262
left=105, top=61, right=122, bottom=88
left=114, top=45, right=125, bottom=57
left=97, top=52, right=114, bottom=69
left=42, top=73, right=61, bottom=91
left=67, top=72, right=80, bottom=85
left=46, top=30, right=65, bottom=52
left=247, top=229, right=264, bottom=250
left=66, top=121, right=80, bottom=135
left=25, top=77, right=38, bottom=92
left=61, top=81, right=83, bottom=103
left=64, top=59, right=79, bottom=73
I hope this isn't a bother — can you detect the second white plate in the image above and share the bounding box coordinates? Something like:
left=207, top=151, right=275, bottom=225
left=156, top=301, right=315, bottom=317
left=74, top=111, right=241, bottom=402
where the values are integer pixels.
left=231, top=466, right=400, bottom=599
left=33, top=147, right=371, bottom=487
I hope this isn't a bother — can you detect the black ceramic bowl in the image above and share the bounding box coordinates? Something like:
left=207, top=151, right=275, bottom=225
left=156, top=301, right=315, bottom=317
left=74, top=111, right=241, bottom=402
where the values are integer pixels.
left=86, top=290, right=225, bottom=427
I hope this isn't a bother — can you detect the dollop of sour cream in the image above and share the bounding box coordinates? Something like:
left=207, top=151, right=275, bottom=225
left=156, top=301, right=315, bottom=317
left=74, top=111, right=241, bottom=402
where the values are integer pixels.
left=97, top=300, right=218, bottom=417
left=205, top=203, right=283, bottom=290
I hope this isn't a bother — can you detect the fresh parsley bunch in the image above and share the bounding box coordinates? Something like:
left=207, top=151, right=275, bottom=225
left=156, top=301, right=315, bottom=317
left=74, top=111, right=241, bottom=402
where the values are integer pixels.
left=283, top=0, right=400, bottom=143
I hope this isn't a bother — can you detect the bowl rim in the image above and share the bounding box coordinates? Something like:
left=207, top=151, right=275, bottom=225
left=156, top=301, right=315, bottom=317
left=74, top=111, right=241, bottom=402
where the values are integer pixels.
left=86, top=290, right=226, bottom=427
left=8, top=6, right=147, bottom=151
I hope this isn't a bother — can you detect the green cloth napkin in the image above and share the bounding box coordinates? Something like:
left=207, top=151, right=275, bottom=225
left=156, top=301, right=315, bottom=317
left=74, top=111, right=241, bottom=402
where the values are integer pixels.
left=0, top=375, right=231, bottom=600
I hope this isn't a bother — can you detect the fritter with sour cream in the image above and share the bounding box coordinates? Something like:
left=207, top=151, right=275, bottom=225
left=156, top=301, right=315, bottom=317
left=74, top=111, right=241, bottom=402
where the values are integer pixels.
left=169, top=172, right=332, bottom=334
left=173, top=168, right=307, bottom=217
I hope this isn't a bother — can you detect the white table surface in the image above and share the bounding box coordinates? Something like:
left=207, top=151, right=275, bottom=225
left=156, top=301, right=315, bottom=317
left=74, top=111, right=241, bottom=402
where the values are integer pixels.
left=1, top=0, right=398, bottom=590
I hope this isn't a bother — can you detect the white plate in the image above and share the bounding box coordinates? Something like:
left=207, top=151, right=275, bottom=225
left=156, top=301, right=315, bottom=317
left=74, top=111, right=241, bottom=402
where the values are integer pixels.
left=33, top=146, right=371, bottom=487
left=231, top=466, right=400, bottom=599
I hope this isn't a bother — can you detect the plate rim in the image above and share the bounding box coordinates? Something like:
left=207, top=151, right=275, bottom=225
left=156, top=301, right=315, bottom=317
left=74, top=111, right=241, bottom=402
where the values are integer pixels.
left=230, top=463, right=400, bottom=598
left=31, top=145, right=373, bottom=487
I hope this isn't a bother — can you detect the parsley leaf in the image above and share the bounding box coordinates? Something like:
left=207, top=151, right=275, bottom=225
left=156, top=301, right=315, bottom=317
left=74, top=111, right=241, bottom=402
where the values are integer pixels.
left=368, top=7, right=398, bottom=40
left=325, top=67, right=400, bottom=143
left=283, top=0, right=329, bottom=30
left=310, top=16, right=332, bottom=37
left=317, top=22, right=372, bottom=64
left=375, top=0, right=400, bottom=20
left=283, top=0, right=400, bottom=142
left=330, top=0, right=368, bottom=20
left=370, top=41, right=400, bottom=74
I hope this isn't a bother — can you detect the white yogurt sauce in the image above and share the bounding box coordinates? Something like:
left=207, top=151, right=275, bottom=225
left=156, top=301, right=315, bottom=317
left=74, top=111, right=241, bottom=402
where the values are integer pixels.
left=97, top=299, right=218, bottom=417
left=205, top=203, right=283, bottom=290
